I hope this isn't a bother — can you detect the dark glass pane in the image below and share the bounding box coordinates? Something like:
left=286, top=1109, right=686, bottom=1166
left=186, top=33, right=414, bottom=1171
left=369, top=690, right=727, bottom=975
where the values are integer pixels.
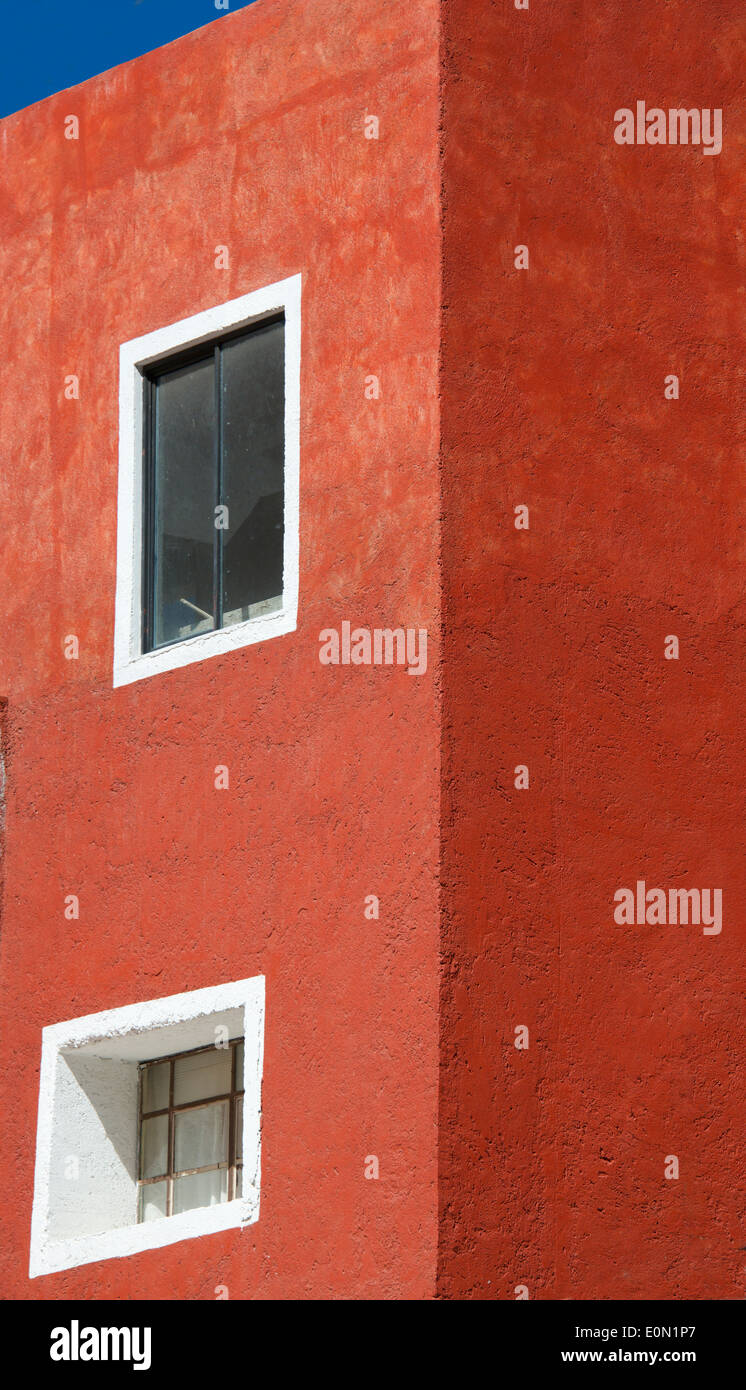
left=221, top=321, right=284, bottom=626
left=153, top=356, right=216, bottom=648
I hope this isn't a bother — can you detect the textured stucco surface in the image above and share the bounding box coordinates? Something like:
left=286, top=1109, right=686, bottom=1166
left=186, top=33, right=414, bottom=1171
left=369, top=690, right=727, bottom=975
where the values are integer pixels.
left=0, top=0, right=441, bottom=1299
left=438, top=0, right=745, bottom=1299
left=0, top=0, right=743, bottom=1302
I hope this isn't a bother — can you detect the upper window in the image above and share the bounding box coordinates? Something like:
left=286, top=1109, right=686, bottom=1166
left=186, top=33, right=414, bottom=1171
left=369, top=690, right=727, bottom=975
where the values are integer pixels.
left=142, top=318, right=284, bottom=652
left=113, top=277, right=301, bottom=687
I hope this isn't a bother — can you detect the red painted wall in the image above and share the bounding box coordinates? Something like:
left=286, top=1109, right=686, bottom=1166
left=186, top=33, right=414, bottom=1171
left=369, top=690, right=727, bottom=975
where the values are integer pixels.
left=1, top=0, right=742, bottom=1302
left=0, top=0, right=441, bottom=1299
left=439, top=0, right=745, bottom=1299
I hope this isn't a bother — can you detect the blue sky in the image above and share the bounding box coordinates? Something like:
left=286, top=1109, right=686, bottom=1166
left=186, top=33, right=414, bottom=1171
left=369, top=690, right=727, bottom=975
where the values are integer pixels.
left=1, top=0, right=257, bottom=119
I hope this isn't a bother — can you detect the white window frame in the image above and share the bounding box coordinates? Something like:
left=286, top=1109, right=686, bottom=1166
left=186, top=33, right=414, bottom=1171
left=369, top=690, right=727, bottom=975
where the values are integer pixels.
left=113, top=274, right=301, bottom=687
left=29, top=975, right=265, bottom=1277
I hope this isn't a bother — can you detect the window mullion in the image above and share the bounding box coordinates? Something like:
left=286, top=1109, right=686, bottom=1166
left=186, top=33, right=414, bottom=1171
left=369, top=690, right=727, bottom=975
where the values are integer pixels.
left=166, top=1060, right=175, bottom=1218
left=215, top=344, right=224, bottom=630
left=142, top=377, right=156, bottom=653
left=229, top=1041, right=237, bottom=1201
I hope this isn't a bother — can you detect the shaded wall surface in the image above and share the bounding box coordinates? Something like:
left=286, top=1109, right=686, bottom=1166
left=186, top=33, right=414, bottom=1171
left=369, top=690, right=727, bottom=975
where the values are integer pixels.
left=0, top=0, right=441, bottom=1299
left=439, top=0, right=745, bottom=1299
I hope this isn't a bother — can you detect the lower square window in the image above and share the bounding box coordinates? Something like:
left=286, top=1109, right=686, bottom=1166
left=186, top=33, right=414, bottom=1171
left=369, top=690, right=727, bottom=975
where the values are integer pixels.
left=29, top=976, right=264, bottom=1277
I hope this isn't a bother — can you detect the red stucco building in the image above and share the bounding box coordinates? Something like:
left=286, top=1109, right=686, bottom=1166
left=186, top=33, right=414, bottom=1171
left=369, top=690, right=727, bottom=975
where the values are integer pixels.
left=0, top=0, right=742, bottom=1300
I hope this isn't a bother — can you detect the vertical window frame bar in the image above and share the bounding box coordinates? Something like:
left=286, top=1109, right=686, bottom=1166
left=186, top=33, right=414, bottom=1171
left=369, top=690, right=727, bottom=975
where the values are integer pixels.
left=211, top=344, right=220, bottom=632
left=141, top=374, right=156, bottom=653
left=135, top=1063, right=144, bottom=1223
left=215, top=343, right=224, bottom=632
left=166, top=1059, right=175, bottom=1218
left=228, top=1039, right=237, bottom=1201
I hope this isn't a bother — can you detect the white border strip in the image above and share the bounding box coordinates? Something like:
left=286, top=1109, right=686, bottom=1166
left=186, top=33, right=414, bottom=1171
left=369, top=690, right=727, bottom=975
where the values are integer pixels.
left=113, top=274, right=301, bottom=687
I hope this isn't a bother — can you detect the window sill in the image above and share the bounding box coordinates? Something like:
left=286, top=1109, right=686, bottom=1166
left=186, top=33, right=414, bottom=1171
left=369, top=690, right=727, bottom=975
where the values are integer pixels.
left=113, top=606, right=296, bottom=688
left=31, top=1196, right=257, bottom=1278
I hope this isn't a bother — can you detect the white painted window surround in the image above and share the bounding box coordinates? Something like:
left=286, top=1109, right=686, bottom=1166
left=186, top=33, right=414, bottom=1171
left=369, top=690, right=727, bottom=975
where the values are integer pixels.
left=29, top=975, right=265, bottom=1277
left=113, top=275, right=301, bottom=687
